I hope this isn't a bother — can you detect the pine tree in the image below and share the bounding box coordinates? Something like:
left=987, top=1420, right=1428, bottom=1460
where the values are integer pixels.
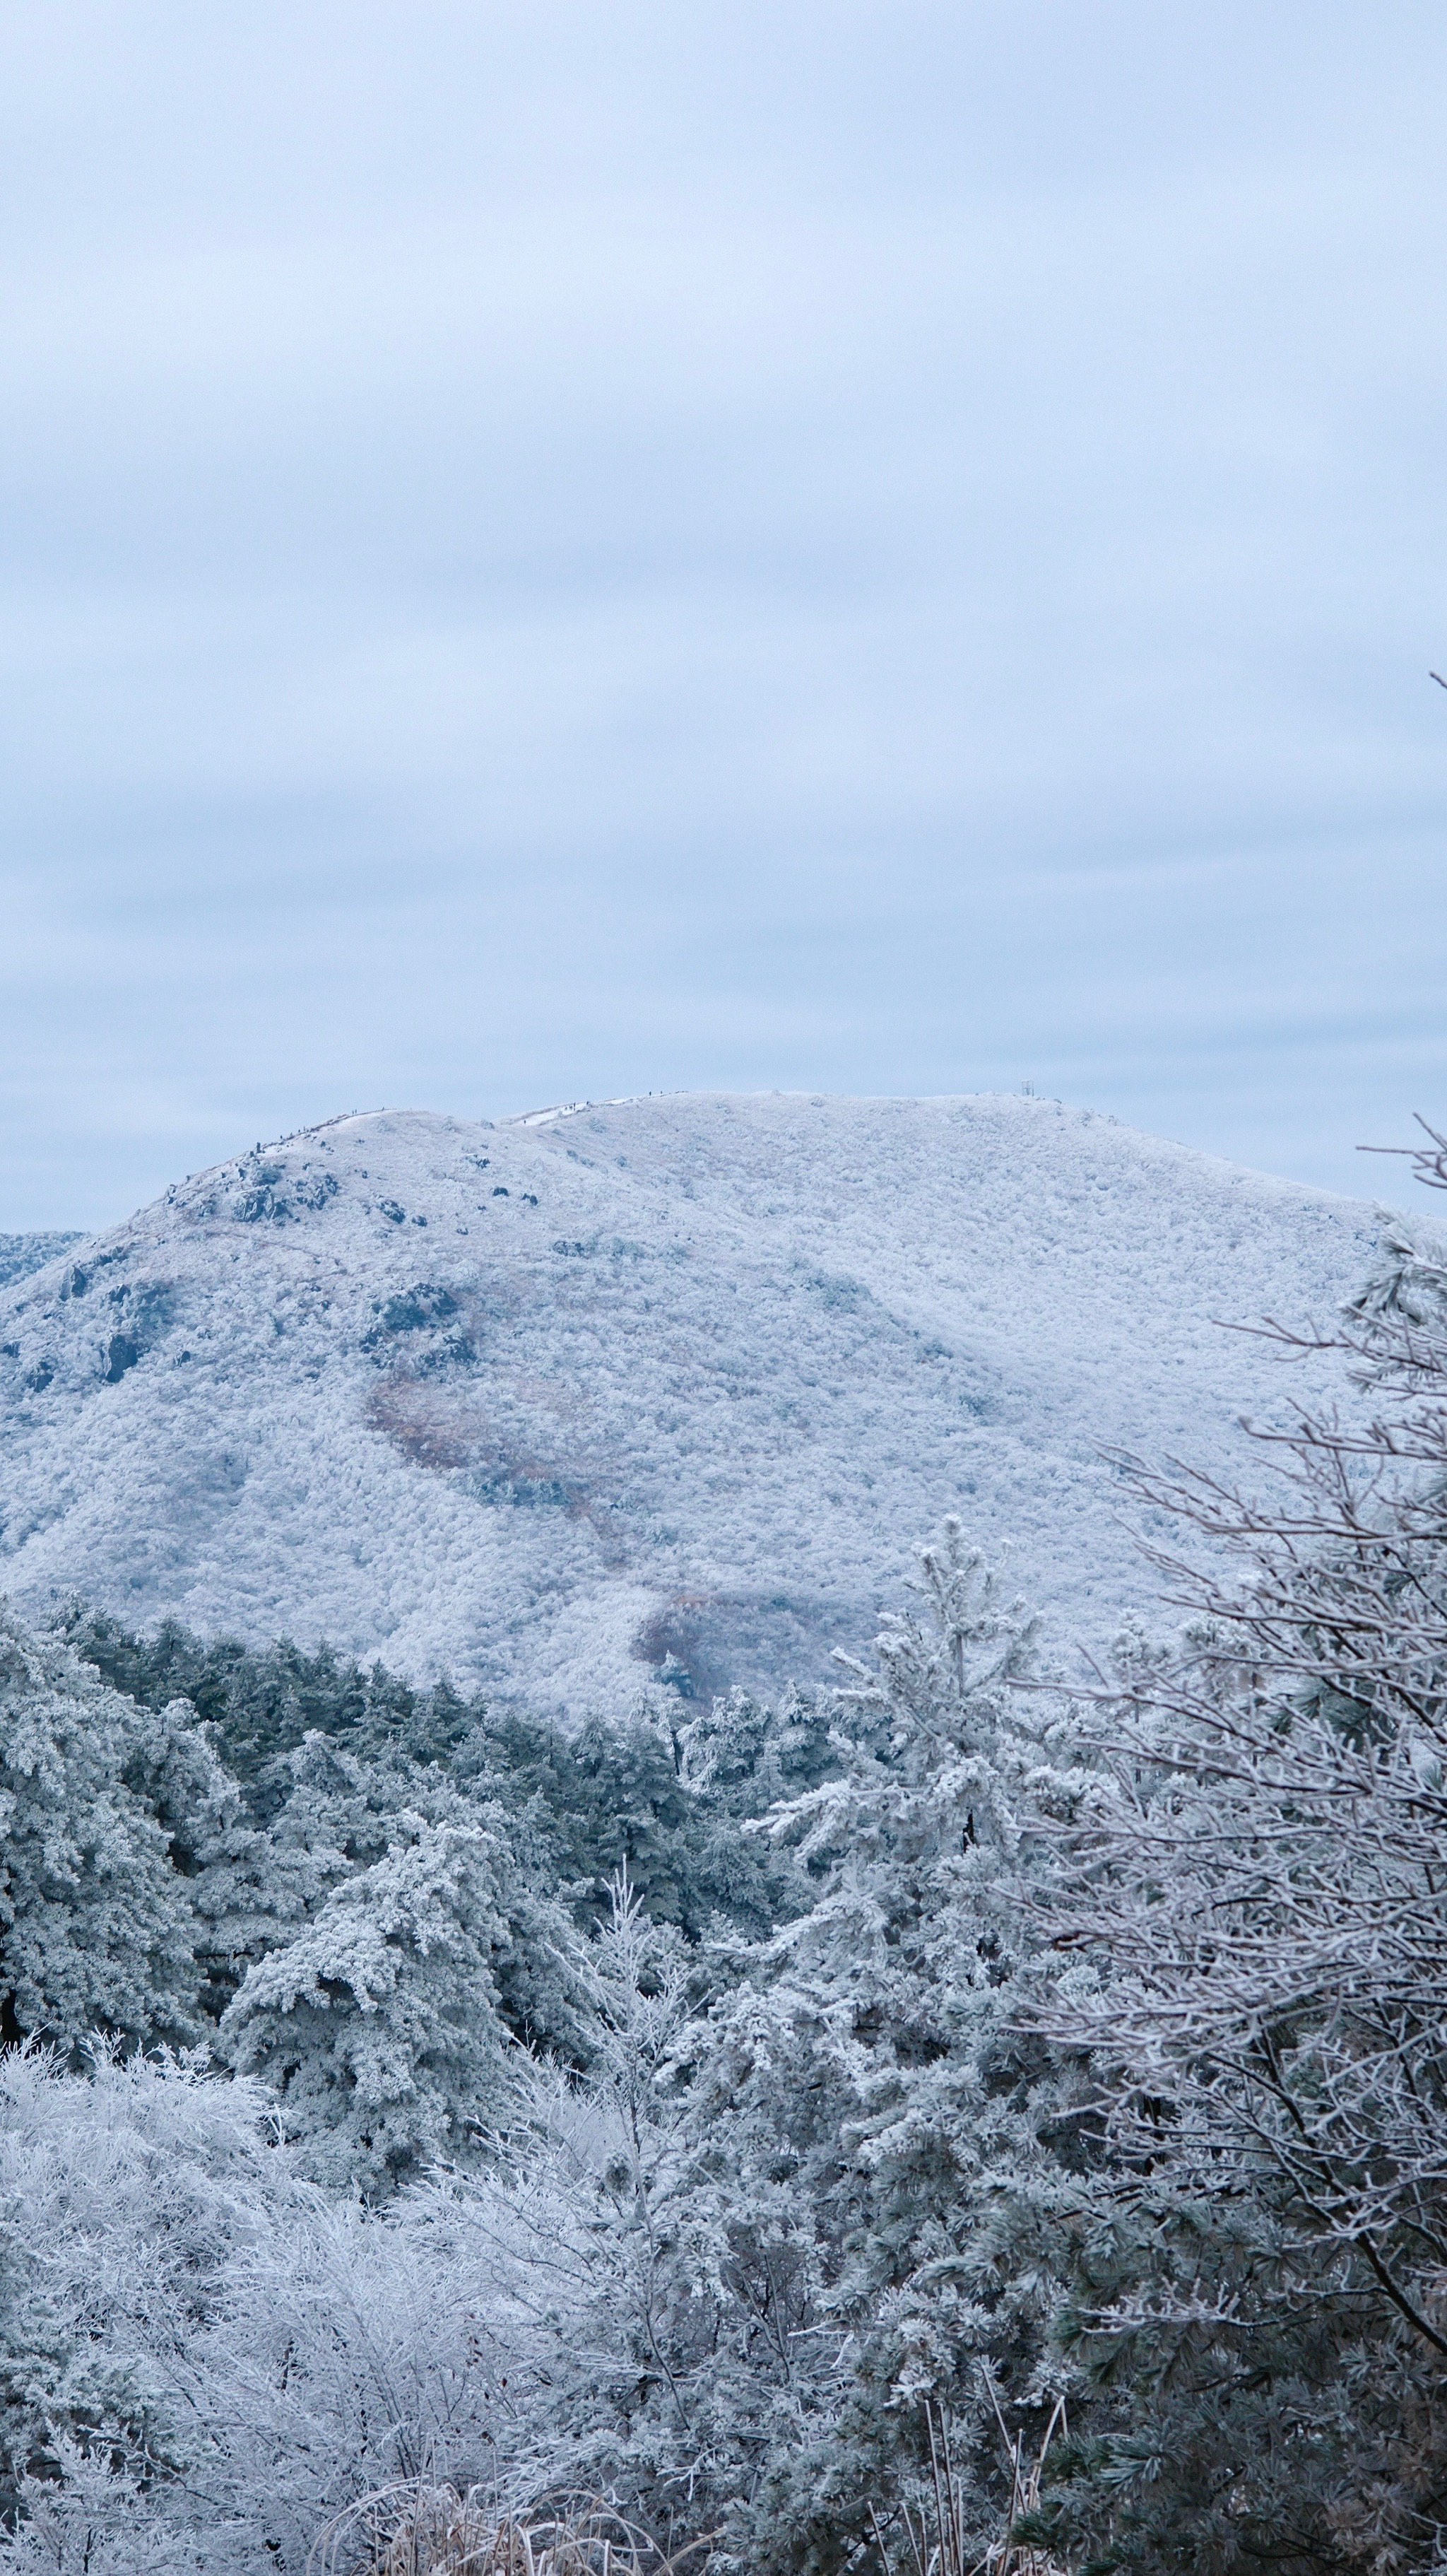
left=0, top=1612, right=199, bottom=2057
left=687, top=1525, right=1089, bottom=2574
left=491, top=1877, right=719, bottom=2512
left=219, top=1817, right=538, bottom=2194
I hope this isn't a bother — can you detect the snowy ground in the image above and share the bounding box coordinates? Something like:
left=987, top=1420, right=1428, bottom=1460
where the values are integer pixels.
left=0, top=1095, right=1391, bottom=1717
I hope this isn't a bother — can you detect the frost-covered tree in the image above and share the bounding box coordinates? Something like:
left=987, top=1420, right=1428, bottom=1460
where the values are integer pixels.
left=675, top=1682, right=840, bottom=1935
left=65, top=1608, right=814, bottom=1948
left=0, top=1542, right=1095, bottom=2575
left=112, top=1692, right=288, bottom=2025
left=1029, top=1127, right=1447, bottom=2576
left=56, top=1611, right=480, bottom=1792
left=377, top=1867, right=821, bottom=2546
left=0, top=2436, right=215, bottom=2575
left=406, top=1544, right=1088, bottom=2567
left=219, top=1816, right=547, bottom=2193
left=374, top=1873, right=728, bottom=2532
left=260, top=1729, right=577, bottom=2054
left=683, top=1526, right=1088, bottom=2575
left=0, top=1613, right=199, bottom=2056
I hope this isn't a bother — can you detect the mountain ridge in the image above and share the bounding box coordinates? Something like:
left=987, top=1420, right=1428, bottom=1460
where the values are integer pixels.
left=0, top=1093, right=1386, bottom=1717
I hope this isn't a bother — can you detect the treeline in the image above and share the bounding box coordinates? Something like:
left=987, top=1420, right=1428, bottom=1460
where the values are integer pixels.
left=4, top=1136, right=1447, bottom=2575
left=2, top=1604, right=834, bottom=2177
left=61, top=1602, right=837, bottom=1943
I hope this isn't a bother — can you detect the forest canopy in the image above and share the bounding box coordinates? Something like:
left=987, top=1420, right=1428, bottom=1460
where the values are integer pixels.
left=5, top=1134, right=1447, bottom=2573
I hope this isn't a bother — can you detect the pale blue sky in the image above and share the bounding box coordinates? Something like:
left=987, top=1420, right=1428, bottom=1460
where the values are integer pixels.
left=2, top=2, right=1445, bottom=1225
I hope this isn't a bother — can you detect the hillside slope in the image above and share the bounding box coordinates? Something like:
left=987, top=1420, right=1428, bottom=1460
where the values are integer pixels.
left=0, top=1095, right=1384, bottom=1715
left=0, top=1232, right=83, bottom=1291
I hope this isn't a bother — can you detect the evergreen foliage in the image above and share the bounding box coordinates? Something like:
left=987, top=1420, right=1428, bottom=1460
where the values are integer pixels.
left=220, top=1818, right=533, bottom=2193
left=60, top=1608, right=825, bottom=1936
left=13, top=1135, right=1447, bottom=2574
left=0, top=1616, right=199, bottom=2057
left=56, top=1611, right=480, bottom=1791
left=685, top=1529, right=1089, bottom=2574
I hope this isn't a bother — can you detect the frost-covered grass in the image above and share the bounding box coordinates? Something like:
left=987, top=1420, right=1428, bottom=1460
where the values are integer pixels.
left=0, top=1095, right=1386, bottom=1718
left=309, top=2490, right=685, bottom=2576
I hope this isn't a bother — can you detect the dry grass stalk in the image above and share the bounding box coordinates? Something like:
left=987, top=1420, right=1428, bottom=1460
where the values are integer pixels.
left=307, top=2487, right=702, bottom=2576
left=868, top=2396, right=1069, bottom=2576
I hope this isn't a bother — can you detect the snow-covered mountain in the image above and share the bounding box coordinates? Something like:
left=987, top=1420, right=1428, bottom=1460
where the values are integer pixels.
left=0, top=1095, right=1385, bottom=1715
left=0, top=1231, right=83, bottom=1291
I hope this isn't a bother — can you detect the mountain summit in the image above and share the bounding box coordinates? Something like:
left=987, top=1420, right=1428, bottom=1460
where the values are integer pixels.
left=0, top=1094, right=1381, bottom=1715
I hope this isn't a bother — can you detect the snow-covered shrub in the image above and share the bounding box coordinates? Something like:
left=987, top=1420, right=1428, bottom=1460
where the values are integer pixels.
left=0, top=2046, right=533, bottom=2570
left=0, top=2438, right=218, bottom=2575
left=183, top=2187, right=522, bottom=2565
left=0, top=2046, right=285, bottom=2530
